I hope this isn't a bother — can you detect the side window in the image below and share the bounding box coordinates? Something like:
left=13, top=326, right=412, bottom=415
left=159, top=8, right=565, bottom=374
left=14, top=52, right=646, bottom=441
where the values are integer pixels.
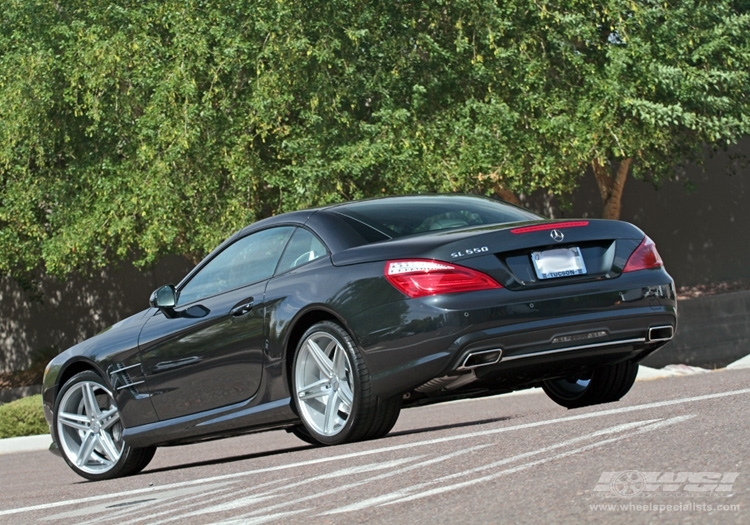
left=178, top=227, right=294, bottom=305
left=277, top=228, right=328, bottom=271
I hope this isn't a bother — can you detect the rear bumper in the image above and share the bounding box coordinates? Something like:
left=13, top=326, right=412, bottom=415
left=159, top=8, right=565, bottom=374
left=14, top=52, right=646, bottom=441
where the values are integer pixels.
left=449, top=307, right=675, bottom=368
left=351, top=271, right=676, bottom=397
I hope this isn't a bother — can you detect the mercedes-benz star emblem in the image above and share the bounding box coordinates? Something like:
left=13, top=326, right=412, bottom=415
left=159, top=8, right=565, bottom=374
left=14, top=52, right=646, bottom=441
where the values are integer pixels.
left=550, top=229, right=565, bottom=242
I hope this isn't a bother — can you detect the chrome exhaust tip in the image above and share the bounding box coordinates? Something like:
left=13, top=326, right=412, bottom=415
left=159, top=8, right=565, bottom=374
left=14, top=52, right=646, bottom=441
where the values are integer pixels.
left=458, top=349, right=502, bottom=370
left=648, top=325, right=674, bottom=342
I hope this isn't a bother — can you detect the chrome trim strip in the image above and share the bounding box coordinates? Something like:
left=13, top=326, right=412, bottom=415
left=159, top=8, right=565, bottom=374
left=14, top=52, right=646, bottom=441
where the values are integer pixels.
left=502, top=337, right=647, bottom=362
left=113, top=363, right=142, bottom=372
left=116, top=380, right=145, bottom=391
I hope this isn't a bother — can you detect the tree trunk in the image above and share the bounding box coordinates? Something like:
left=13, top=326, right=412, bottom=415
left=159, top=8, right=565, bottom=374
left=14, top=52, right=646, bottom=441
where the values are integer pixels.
left=591, top=157, right=632, bottom=220
left=480, top=170, right=522, bottom=206
left=494, top=185, right=522, bottom=207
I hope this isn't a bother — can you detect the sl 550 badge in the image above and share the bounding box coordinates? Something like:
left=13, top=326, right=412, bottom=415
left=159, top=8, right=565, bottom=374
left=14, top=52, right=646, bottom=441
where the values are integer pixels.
left=451, top=246, right=489, bottom=258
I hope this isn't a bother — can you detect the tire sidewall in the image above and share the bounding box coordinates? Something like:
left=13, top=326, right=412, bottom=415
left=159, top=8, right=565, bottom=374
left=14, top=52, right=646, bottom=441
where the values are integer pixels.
left=53, top=370, right=135, bottom=481
left=292, top=321, right=363, bottom=445
left=542, top=361, right=638, bottom=409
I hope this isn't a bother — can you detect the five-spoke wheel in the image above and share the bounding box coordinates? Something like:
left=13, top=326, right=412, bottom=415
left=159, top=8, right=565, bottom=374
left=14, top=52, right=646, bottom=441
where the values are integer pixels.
left=292, top=321, right=400, bottom=445
left=295, top=327, right=355, bottom=438
left=53, top=371, right=155, bottom=481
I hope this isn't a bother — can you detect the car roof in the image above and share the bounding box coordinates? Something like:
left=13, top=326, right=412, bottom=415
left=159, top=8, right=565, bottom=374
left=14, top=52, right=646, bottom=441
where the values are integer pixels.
left=232, top=194, right=539, bottom=254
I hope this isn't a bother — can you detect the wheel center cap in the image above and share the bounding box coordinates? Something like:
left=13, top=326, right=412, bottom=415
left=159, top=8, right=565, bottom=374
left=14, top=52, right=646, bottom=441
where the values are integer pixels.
left=91, top=420, right=101, bottom=433
left=332, top=378, right=340, bottom=391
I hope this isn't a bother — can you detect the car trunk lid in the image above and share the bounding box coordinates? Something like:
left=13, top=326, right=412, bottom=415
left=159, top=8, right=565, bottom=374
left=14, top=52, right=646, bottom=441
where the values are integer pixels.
left=332, top=219, right=645, bottom=290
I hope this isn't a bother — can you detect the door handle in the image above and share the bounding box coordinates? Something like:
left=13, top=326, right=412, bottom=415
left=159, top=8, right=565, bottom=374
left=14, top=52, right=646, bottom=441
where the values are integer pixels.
left=230, top=301, right=254, bottom=317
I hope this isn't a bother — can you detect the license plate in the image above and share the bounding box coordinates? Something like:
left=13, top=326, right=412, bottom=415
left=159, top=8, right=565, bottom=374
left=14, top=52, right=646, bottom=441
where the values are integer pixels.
left=531, top=247, right=587, bottom=279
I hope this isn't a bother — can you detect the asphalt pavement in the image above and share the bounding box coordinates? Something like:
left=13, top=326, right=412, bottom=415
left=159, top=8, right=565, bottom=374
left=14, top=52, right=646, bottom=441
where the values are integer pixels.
left=3, top=353, right=748, bottom=457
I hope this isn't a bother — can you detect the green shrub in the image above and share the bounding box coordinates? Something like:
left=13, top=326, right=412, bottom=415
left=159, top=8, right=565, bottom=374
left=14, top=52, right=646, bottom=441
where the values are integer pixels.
left=0, top=395, right=48, bottom=439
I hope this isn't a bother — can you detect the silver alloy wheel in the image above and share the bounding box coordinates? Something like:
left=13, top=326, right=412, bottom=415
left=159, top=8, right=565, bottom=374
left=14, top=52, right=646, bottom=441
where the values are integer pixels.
left=56, top=380, right=124, bottom=476
left=295, top=330, right=354, bottom=437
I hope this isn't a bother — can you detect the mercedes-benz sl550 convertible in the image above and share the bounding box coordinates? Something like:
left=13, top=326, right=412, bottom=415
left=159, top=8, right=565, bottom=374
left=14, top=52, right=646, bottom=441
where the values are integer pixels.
left=42, top=194, right=676, bottom=480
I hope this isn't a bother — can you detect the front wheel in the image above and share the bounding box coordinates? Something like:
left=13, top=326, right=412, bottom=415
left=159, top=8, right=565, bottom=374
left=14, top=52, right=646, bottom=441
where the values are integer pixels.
left=542, top=361, right=639, bottom=409
left=53, top=371, right=156, bottom=481
left=292, top=321, right=400, bottom=445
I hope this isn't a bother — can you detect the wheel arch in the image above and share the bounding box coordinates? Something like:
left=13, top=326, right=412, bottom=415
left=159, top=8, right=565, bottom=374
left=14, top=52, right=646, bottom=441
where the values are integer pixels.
left=54, top=359, right=105, bottom=400
left=284, top=309, right=344, bottom=390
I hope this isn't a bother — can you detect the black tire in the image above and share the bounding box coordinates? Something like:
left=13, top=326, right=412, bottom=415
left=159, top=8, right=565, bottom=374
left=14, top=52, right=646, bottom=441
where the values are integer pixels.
left=287, top=425, right=321, bottom=446
left=53, top=371, right=156, bottom=481
left=292, top=321, right=397, bottom=445
left=289, top=396, right=401, bottom=444
left=541, top=361, right=639, bottom=409
left=361, top=396, right=402, bottom=440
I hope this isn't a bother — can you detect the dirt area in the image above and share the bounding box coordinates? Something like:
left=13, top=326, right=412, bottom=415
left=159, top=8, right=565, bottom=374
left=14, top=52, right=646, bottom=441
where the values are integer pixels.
left=677, top=279, right=750, bottom=300
left=0, top=364, right=45, bottom=391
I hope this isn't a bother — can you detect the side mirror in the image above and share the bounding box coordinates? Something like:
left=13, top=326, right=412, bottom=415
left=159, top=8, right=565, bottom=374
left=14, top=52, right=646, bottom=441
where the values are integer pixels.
left=149, top=284, right=177, bottom=309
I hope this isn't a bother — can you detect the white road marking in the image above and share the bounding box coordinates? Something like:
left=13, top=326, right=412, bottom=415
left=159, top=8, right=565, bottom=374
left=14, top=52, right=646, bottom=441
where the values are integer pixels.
left=218, top=509, right=310, bottom=525
left=321, top=417, right=690, bottom=514
left=38, top=482, right=232, bottom=522
left=379, top=415, right=695, bottom=507
left=72, top=485, right=237, bottom=525
left=2, top=388, right=748, bottom=518
left=215, top=445, right=493, bottom=523
left=45, top=478, right=291, bottom=525
left=116, top=487, right=285, bottom=525
left=148, top=457, right=419, bottom=524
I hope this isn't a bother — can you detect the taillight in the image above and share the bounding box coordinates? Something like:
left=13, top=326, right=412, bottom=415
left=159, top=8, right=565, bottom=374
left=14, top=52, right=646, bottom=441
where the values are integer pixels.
left=385, top=259, right=502, bottom=298
left=623, top=236, right=663, bottom=272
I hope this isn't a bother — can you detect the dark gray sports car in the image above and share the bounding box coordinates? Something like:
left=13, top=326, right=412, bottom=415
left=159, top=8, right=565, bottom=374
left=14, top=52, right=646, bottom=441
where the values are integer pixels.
left=42, top=194, right=676, bottom=480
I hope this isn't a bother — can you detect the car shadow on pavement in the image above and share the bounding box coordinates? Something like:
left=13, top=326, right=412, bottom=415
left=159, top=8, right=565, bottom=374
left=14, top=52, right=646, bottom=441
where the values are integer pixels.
left=140, top=444, right=315, bottom=476
left=387, top=415, right=514, bottom=438
left=133, top=416, right=515, bottom=477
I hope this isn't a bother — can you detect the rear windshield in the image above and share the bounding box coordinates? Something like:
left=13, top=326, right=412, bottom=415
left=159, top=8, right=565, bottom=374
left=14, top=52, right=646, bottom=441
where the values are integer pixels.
left=330, top=195, right=540, bottom=240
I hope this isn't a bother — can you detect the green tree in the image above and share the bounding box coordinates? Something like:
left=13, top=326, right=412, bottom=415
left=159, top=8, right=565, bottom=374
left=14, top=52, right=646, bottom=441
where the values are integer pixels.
left=1, top=1, right=748, bottom=281
left=541, top=0, right=750, bottom=219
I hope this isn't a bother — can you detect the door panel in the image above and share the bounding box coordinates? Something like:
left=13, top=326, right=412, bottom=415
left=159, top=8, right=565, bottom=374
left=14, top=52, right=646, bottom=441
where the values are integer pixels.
left=136, top=226, right=296, bottom=421
left=138, top=284, right=266, bottom=421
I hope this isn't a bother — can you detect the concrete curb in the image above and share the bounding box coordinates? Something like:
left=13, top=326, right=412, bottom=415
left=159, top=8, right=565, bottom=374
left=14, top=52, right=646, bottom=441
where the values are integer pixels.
left=0, top=434, right=50, bottom=455
left=726, top=354, right=750, bottom=370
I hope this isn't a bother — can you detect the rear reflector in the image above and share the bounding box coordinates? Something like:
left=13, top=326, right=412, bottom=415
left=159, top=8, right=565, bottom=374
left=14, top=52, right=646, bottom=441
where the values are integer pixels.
left=623, top=236, right=664, bottom=272
left=385, top=259, right=502, bottom=298
left=510, top=221, right=589, bottom=234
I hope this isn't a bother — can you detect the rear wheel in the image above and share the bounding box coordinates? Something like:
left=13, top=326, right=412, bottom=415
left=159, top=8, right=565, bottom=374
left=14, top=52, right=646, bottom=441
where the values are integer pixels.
left=542, top=361, right=639, bottom=409
left=361, top=396, right=402, bottom=440
left=53, top=371, right=156, bottom=481
left=292, top=321, right=400, bottom=445
left=290, top=397, right=401, bottom=445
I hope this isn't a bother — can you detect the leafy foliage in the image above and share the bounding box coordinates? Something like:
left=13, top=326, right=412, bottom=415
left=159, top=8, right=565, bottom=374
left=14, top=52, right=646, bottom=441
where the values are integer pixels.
left=0, top=395, right=47, bottom=439
left=1, top=1, right=748, bottom=277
